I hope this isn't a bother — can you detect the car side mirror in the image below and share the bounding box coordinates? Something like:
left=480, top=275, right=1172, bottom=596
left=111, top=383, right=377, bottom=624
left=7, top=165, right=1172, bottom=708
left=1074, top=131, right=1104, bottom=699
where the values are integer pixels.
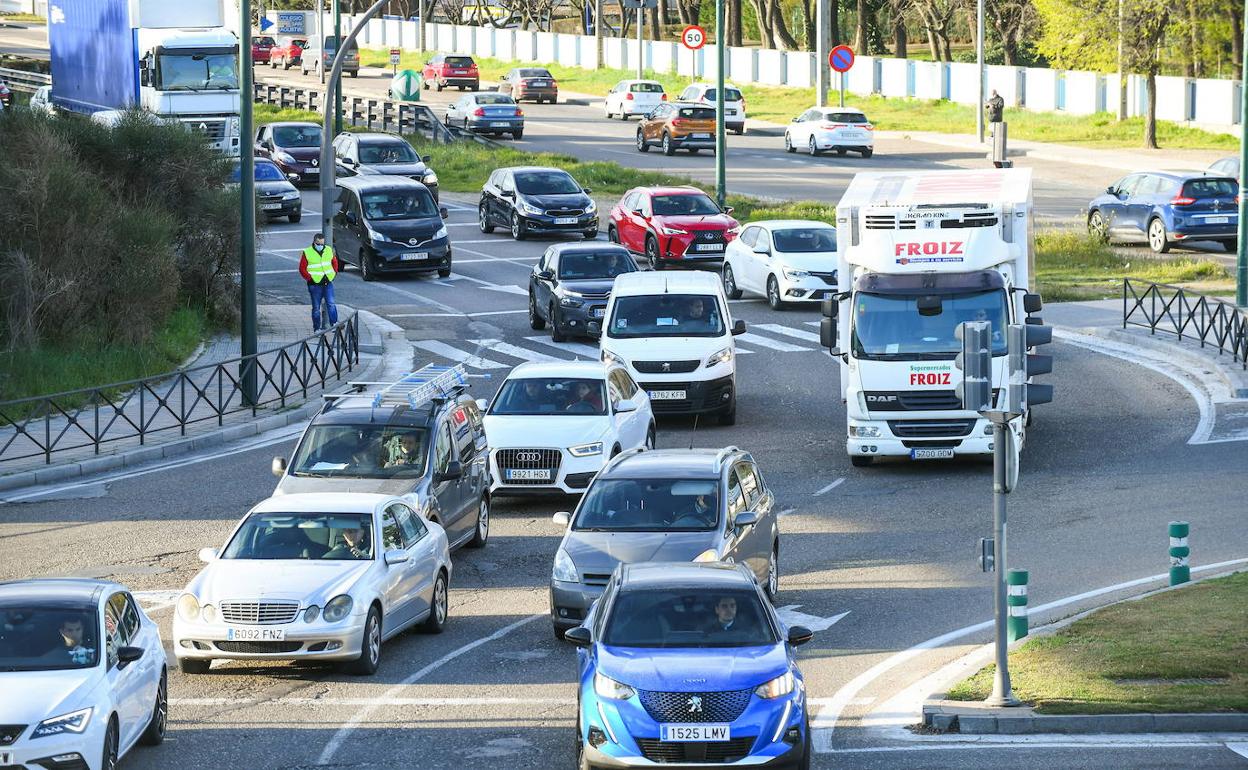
left=502, top=190, right=516, bottom=198
left=1023, top=292, right=1043, bottom=314
left=753, top=245, right=770, bottom=255
left=422, top=154, right=432, bottom=163
left=197, top=547, right=219, bottom=563
left=536, top=269, right=554, bottom=280
left=787, top=625, right=814, bottom=646
left=439, top=206, right=450, bottom=220
left=732, top=319, right=746, bottom=336
left=791, top=116, right=800, bottom=122
left=552, top=511, right=572, bottom=527
left=583, top=187, right=593, bottom=194
left=343, top=157, right=357, bottom=166
left=1106, top=185, right=1117, bottom=195
left=344, top=211, right=358, bottom=225
left=271, top=456, right=287, bottom=476
left=821, top=298, right=839, bottom=319
left=733, top=510, right=759, bottom=529
left=614, top=398, right=638, bottom=413
left=632, top=208, right=645, bottom=217
left=287, top=173, right=299, bottom=183
left=435, top=460, right=464, bottom=482
left=384, top=549, right=410, bottom=566
left=564, top=626, right=592, bottom=647
left=820, top=317, right=838, bottom=350
left=117, top=646, right=145, bottom=667
left=724, top=206, right=734, bottom=215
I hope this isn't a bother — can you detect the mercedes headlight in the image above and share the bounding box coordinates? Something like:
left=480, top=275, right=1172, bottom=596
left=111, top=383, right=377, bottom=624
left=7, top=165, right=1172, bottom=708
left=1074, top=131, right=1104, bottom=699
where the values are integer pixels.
left=601, top=349, right=626, bottom=367
left=705, top=347, right=733, bottom=368
left=520, top=199, right=544, bottom=216
left=552, top=549, right=579, bottom=583
left=594, top=672, right=636, bottom=700
left=568, top=442, right=603, bottom=457
left=659, top=225, right=688, bottom=236
left=303, top=606, right=321, bottom=623
left=423, top=172, right=439, bottom=185
left=32, top=708, right=92, bottom=739
left=201, top=604, right=217, bottom=623
left=322, top=594, right=354, bottom=623
left=693, top=548, right=719, bottom=562
left=755, top=670, right=796, bottom=699
left=274, top=150, right=296, bottom=164
left=850, top=425, right=881, bottom=438
left=282, top=191, right=300, bottom=200
left=433, top=225, right=448, bottom=240
left=177, top=593, right=201, bottom=622
left=783, top=268, right=810, bottom=280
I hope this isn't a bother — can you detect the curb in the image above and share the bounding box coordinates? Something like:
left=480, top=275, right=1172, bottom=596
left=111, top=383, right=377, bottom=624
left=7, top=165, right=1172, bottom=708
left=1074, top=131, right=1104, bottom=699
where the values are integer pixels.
left=1066, top=325, right=1248, bottom=400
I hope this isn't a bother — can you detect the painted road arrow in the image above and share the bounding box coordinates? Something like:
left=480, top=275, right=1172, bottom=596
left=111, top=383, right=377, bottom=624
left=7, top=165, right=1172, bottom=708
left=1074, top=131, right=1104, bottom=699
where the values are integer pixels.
left=775, top=605, right=850, bottom=632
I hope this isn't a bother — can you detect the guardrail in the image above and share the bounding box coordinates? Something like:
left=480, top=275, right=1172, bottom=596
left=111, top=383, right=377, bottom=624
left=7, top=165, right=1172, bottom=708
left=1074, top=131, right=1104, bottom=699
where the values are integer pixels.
left=0, top=314, right=360, bottom=466
left=1123, top=278, right=1248, bottom=369
left=0, top=66, right=50, bottom=93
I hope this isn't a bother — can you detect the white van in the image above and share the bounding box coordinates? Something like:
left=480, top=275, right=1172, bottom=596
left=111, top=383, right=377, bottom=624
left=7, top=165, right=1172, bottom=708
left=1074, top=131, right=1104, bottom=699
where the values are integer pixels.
left=599, top=271, right=746, bottom=425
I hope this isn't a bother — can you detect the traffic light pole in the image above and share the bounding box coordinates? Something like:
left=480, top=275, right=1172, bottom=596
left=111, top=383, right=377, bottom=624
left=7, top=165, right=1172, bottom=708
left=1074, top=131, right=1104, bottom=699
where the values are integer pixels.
left=239, top=0, right=257, bottom=406
left=1238, top=3, right=1248, bottom=307
left=987, top=415, right=1019, bottom=707
left=333, top=0, right=343, bottom=137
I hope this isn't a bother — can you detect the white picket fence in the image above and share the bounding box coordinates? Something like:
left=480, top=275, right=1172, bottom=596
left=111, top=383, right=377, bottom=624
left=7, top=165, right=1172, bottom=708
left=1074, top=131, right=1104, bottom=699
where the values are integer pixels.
left=275, top=11, right=1241, bottom=133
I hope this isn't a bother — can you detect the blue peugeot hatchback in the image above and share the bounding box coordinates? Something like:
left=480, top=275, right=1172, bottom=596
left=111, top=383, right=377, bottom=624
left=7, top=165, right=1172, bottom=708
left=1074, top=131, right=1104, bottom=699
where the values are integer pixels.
left=1087, top=170, right=1239, bottom=253
left=566, top=562, right=813, bottom=769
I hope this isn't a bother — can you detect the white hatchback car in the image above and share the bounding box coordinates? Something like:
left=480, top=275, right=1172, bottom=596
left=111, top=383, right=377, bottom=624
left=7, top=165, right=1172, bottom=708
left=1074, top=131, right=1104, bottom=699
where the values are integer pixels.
left=785, top=106, right=874, bottom=157
left=174, top=493, right=452, bottom=677
left=677, top=82, right=747, bottom=133
left=483, top=361, right=655, bottom=495
left=0, top=578, right=167, bottom=770
left=604, top=79, right=667, bottom=119
left=722, top=220, right=838, bottom=309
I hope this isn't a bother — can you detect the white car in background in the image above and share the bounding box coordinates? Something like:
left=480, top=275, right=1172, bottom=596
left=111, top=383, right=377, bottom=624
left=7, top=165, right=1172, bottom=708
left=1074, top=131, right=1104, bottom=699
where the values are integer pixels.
left=174, top=493, right=452, bottom=677
left=677, top=81, right=747, bottom=134
left=785, top=105, right=875, bottom=157
left=0, top=578, right=167, bottom=770
left=604, top=79, right=667, bottom=120
left=722, top=219, right=838, bottom=309
left=483, top=361, right=655, bottom=495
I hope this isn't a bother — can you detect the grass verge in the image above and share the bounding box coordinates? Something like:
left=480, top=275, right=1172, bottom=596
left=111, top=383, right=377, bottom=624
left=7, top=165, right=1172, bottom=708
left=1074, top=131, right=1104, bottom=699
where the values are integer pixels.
left=359, top=48, right=1236, bottom=151
left=0, top=307, right=207, bottom=410
left=945, top=571, right=1248, bottom=714
left=1034, top=230, right=1233, bottom=302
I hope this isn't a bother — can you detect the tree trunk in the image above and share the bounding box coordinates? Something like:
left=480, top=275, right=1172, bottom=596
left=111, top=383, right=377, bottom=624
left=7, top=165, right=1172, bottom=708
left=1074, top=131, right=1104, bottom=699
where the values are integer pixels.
left=751, top=0, right=776, bottom=47
left=769, top=0, right=801, bottom=49
left=924, top=25, right=938, bottom=59
left=1186, top=0, right=1202, bottom=78
left=1233, top=0, right=1244, bottom=80
left=830, top=0, right=842, bottom=45
left=650, top=0, right=662, bottom=39
left=799, top=0, right=815, bottom=50
left=1144, top=69, right=1158, bottom=149
left=854, top=0, right=869, bottom=51
left=893, top=8, right=906, bottom=57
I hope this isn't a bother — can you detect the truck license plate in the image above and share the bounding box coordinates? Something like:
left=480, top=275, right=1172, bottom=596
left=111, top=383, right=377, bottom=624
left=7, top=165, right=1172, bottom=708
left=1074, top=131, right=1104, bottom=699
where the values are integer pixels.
left=401, top=252, right=429, bottom=261
left=0, top=752, right=12, bottom=764
left=592, top=307, right=605, bottom=318
left=660, top=724, right=730, bottom=742
left=648, top=390, right=686, bottom=400
left=910, top=447, right=955, bottom=460
left=226, top=627, right=286, bottom=641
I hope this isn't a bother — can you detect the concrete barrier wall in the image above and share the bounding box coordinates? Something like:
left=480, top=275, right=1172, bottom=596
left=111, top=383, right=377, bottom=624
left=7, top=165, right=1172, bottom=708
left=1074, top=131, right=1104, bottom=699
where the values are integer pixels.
left=785, top=51, right=812, bottom=88
left=603, top=37, right=623, bottom=70
left=1154, top=75, right=1190, bottom=122
left=1192, top=79, right=1237, bottom=125
left=986, top=65, right=1021, bottom=106
left=948, top=62, right=979, bottom=104
left=879, top=57, right=908, bottom=98
left=757, top=50, right=785, bottom=85
left=651, top=41, right=676, bottom=74
left=1024, top=67, right=1057, bottom=111
left=1063, top=70, right=1100, bottom=114
left=729, top=47, right=755, bottom=83
left=845, top=55, right=876, bottom=95
left=913, top=61, right=945, bottom=100
left=535, top=32, right=556, bottom=62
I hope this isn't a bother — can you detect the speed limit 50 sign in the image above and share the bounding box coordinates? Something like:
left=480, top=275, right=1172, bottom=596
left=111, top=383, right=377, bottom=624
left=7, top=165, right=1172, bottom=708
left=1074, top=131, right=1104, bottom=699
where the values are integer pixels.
left=681, top=25, right=707, bottom=50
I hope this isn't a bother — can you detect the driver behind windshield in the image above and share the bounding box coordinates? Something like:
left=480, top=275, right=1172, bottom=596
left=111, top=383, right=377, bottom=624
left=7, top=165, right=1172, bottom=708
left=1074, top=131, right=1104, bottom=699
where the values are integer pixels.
left=57, top=615, right=95, bottom=665
left=323, top=526, right=373, bottom=559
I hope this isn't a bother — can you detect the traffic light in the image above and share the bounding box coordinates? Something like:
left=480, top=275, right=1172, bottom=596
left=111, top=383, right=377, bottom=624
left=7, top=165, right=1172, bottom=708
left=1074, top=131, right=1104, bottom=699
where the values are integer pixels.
left=1007, top=323, right=1054, bottom=413
left=955, top=321, right=993, bottom=412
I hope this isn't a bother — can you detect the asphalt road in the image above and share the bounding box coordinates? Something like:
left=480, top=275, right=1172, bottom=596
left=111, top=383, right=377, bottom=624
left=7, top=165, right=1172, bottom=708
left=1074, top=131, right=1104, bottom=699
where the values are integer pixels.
left=3, top=192, right=1247, bottom=769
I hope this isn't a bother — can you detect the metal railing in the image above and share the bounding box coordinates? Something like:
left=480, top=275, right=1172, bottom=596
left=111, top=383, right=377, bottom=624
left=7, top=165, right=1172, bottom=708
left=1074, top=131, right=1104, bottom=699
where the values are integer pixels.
left=1123, top=278, right=1248, bottom=369
left=0, top=314, right=360, bottom=466
left=0, top=66, right=50, bottom=93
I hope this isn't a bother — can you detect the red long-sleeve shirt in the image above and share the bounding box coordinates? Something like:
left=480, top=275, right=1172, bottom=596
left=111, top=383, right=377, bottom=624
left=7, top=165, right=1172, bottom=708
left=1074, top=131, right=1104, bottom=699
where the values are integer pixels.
left=299, top=248, right=340, bottom=283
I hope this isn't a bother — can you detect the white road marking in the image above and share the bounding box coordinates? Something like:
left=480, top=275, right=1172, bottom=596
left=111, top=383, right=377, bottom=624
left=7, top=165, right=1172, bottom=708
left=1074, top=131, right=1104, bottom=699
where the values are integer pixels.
left=1227, top=743, right=1248, bottom=759
left=523, top=336, right=600, bottom=359
left=778, top=507, right=798, bottom=517
left=363, top=278, right=464, bottom=315
left=736, top=332, right=812, bottom=353
left=804, top=321, right=820, bottom=327
left=755, top=323, right=823, bottom=343
left=471, top=338, right=565, bottom=363
left=775, top=606, right=850, bottom=632
left=318, top=613, right=543, bottom=763
left=387, top=310, right=527, bottom=318
left=412, top=340, right=508, bottom=369
left=813, top=478, right=845, bottom=496
left=171, top=696, right=571, bottom=707
left=454, top=274, right=529, bottom=296
left=447, top=222, right=481, bottom=227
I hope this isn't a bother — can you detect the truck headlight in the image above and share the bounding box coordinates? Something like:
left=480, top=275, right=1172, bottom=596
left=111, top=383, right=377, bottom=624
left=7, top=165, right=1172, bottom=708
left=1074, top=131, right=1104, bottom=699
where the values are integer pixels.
left=850, top=425, right=881, bottom=438
left=177, top=593, right=201, bottom=621
left=322, top=594, right=354, bottom=623
left=568, top=442, right=603, bottom=457
left=32, top=708, right=92, bottom=739
left=594, top=672, right=636, bottom=700
left=783, top=268, right=810, bottom=280
left=755, top=670, right=796, bottom=699
left=552, top=549, right=579, bottom=583
left=228, top=116, right=240, bottom=134
left=705, top=347, right=733, bottom=368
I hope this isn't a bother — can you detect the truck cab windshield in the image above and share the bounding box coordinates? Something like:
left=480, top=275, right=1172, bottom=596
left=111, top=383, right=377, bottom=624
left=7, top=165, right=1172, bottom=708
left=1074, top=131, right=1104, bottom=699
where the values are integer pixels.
left=157, top=50, right=239, bottom=91
left=852, top=289, right=1008, bottom=360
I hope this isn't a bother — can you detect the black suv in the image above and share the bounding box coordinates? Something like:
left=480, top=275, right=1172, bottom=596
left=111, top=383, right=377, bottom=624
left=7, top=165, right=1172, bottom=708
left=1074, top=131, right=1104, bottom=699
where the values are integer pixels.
left=529, top=243, right=638, bottom=341
left=272, top=367, right=491, bottom=551
left=479, top=166, right=598, bottom=241
left=333, top=176, right=451, bottom=281
left=332, top=131, right=440, bottom=201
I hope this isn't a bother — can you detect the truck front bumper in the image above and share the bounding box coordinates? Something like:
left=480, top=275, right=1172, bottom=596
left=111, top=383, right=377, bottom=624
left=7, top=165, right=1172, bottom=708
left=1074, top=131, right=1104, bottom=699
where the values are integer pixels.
left=847, top=416, right=995, bottom=459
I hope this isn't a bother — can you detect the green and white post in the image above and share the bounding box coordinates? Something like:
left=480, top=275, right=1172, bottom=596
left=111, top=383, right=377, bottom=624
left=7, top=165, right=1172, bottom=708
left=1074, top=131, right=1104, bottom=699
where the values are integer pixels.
left=1006, top=569, right=1029, bottom=643
left=1169, top=521, right=1190, bottom=586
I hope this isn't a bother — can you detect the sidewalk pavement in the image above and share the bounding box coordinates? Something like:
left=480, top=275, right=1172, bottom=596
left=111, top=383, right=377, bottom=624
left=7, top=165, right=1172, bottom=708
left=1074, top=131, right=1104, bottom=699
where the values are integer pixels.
left=0, top=303, right=410, bottom=493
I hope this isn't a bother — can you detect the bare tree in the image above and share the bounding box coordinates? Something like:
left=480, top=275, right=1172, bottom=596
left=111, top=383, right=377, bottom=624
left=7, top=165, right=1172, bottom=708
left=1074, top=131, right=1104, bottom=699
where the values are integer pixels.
left=985, top=0, right=1033, bottom=65
left=886, top=0, right=910, bottom=56
left=915, top=0, right=957, bottom=60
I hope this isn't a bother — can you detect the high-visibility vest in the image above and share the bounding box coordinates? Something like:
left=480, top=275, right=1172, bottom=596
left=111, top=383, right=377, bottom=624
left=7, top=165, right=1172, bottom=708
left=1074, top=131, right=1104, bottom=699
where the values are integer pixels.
left=304, top=245, right=337, bottom=284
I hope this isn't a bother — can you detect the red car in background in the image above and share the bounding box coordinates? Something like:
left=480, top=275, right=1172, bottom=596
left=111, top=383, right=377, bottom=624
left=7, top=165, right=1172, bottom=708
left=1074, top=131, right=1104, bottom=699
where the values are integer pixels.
left=269, top=37, right=307, bottom=69
left=422, top=53, right=479, bottom=91
left=250, top=35, right=276, bottom=64
left=608, top=186, right=740, bottom=269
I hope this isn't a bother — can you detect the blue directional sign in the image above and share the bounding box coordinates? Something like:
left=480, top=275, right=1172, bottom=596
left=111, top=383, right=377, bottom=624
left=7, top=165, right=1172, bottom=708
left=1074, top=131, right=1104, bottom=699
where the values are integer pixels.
left=259, top=15, right=274, bottom=31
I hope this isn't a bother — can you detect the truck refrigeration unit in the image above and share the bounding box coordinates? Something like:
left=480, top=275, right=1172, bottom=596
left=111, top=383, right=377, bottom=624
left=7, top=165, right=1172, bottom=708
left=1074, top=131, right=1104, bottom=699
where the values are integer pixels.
left=822, top=168, right=1046, bottom=466
left=48, top=0, right=241, bottom=155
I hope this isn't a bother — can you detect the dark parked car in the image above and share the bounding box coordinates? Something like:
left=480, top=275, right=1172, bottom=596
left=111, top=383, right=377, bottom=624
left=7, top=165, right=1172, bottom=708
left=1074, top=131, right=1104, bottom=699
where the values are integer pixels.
left=422, top=53, right=479, bottom=91
left=444, top=92, right=524, bottom=139
left=497, top=67, right=557, bottom=103
left=255, top=121, right=322, bottom=186
left=529, top=243, right=638, bottom=341
left=231, top=158, right=302, bottom=223
left=478, top=166, right=598, bottom=241
left=1088, top=170, right=1239, bottom=253
left=331, top=131, right=439, bottom=201
left=332, top=176, right=451, bottom=281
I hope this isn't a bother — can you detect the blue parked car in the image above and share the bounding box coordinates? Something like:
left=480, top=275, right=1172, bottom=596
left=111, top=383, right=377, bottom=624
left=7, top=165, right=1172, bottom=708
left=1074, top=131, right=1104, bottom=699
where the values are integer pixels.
left=1087, top=170, right=1238, bottom=253
left=566, top=562, right=813, bottom=770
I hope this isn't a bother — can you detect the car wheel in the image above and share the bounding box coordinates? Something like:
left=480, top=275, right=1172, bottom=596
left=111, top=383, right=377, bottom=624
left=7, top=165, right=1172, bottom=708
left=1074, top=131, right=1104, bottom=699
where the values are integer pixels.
left=555, top=625, right=568, bottom=641
left=1217, top=237, right=1236, bottom=251
left=178, top=658, right=210, bottom=674
left=1148, top=217, right=1171, bottom=254
left=688, top=147, right=700, bottom=154
left=438, top=264, right=452, bottom=278
left=513, top=129, right=524, bottom=140
left=835, top=148, right=847, bottom=156
left=347, top=606, right=381, bottom=675
left=360, top=249, right=375, bottom=282
left=422, top=77, right=429, bottom=90
left=511, top=213, right=527, bottom=241
left=850, top=454, right=873, bottom=467
left=808, top=136, right=819, bottom=156
left=645, top=425, right=656, bottom=450
left=797, top=715, right=813, bottom=770
left=550, top=304, right=568, bottom=342
left=102, top=718, right=119, bottom=770
left=862, top=147, right=874, bottom=158
left=734, top=125, right=745, bottom=135
left=718, top=400, right=736, bottom=426
left=767, top=275, right=785, bottom=310
left=421, top=570, right=450, bottom=633
left=605, top=104, right=613, bottom=118
left=661, top=132, right=675, bottom=156
left=139, top=668, right=168, bottom=745
left=436, top=80, right=443, bottom=91
left=722, top=263, right=743, bottom=299
left=479, top=203, right=495, bottom=233
left=765, top=545, right=779, bottom=600
left=289, top=211, right=301, bottom=224
left=529, top=291, right=547, bottom=330
left=607, top=225, right=619, bottom=244
left=645, top=235, right=660, bottom=267
left=636, top=129, right=649, bottom=152
left=468, top=497, right=489, bottom=548
left=785, top=132, right=795, bottom=153
left=1088, top=210, right=1109, bottom=243
left=619, top=109, right=630, bottom=121
left=583, top=227, right=598, bottom=240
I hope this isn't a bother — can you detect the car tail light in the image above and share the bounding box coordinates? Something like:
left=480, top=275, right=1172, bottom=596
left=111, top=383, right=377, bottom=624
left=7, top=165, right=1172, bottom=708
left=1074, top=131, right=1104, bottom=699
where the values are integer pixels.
left=516, top=108, right=524, bottom=116
left=469, top=65, right=479, bottom=73
left=820, top=123, right=837, bottom=130
left=661, top=93, right=668, bottom=100
left=672, top=118, right=686, bottom=127
left=626, top=92, right=634, bottom=100
left=1170, top=195, right=1197, bottom=206
left=473, top=107, right=485, bottom=117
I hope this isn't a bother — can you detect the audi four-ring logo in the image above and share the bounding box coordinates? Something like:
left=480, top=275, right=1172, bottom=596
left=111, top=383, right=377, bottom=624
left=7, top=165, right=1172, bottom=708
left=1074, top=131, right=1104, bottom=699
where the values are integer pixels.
left=515, top=452, right=542, bottom=462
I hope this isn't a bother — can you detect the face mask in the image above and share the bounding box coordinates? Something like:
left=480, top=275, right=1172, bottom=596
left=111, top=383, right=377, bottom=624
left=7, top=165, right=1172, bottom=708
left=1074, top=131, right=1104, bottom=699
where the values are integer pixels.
left=313, top=243, right=325, bottom=252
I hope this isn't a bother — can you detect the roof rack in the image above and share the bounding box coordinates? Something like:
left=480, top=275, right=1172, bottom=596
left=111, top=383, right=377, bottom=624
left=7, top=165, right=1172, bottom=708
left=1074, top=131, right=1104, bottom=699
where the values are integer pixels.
left=323, top=364, right=475, bottom=410
left=714, top=445, right=741, bottom=470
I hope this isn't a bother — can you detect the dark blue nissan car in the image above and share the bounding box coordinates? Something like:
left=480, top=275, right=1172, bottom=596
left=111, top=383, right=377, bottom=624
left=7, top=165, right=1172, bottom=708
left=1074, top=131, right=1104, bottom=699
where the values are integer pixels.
left=566, top=562, right=813, bottom=769
left=1087, top=170, right=1238, bottom=253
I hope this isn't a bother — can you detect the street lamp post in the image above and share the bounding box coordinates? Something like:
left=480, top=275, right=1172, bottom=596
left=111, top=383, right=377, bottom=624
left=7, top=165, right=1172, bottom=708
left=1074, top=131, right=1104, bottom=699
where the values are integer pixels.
left=239, top=0, right=257, bottom=405
left=714, top=0, right=726, bottom=208
left=815, top=0, right=829, bottom=108
left=333, top=0, right=343, bottom=137
left=319, top=0, right=326, bottom=84
left=1238, top=6, right=1248, bottom=307
left=975, top=0, right=985, bottom=144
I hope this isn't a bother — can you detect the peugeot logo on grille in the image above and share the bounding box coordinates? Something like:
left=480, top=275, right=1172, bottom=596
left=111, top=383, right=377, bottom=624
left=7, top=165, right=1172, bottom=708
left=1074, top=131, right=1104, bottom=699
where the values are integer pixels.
left=688, top=696, right=704, bottom=714
left=516, top=451, right=541, bottom=462
left=661, top=362, right=671, bottom=372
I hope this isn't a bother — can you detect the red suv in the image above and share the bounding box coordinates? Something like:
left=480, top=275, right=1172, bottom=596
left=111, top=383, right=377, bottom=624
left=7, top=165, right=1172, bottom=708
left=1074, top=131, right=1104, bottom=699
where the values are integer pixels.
left=250, top=35, right=276, bottom=64
left=422, top=53, right=480, bottom=91
left=608, top=186, right=740, bottom=269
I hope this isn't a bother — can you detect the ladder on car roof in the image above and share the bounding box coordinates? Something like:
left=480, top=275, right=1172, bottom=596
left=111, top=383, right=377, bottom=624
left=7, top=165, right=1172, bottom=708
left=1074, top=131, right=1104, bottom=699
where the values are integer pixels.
left=325, top=364, right=479, bottom=410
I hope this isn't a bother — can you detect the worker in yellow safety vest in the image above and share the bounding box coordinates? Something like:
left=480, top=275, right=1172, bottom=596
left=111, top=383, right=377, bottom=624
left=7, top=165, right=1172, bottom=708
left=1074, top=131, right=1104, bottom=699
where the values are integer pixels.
left=299, top=232, right=340, bottom=332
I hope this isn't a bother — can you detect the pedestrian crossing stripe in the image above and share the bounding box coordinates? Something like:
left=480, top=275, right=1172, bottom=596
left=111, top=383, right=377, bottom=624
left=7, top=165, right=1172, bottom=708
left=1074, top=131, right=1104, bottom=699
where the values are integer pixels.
left=411, top=340, right=507, bottom=369
left=754, top=323, right=822, bottom=344
left=735, top=332, right=812, bottom=353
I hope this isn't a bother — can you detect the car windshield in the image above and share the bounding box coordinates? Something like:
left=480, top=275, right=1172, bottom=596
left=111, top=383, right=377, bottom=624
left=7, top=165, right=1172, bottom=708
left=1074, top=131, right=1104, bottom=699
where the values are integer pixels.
left=288, top=425, right=430, bottom=478
left=490, top=377, right=607, bottom=416
left=825, top=111, right=868, bottom=123
left=1182, top=178, right=1237, bottom=198
left=474, top=93, right=516, bottom=105
left=602, top=588, right=776, bottom=648
left=362, top=189, right=438, bottom=220
left=516, top=171, right=580, bottom=195
left=574, top=479, right=719, bottom=531
left=852, top=289, right=1009, bottom=360
left=651, top=194, right=720, bottom=216
left=0, top=605, right=100, bottom=671
left=273, top=125, right=321, bottom=147
left=221, top=512, right=375, bottom=560
left=705, top=88, right=743, bottom=102
left=608, top=293, right=724, bottom=338
left=359, top=141, right=418, bottom=164
left=772, top=228, right=836, bottom=252
left=156, top=49, right=239, bottom=91
left=229, top=162, right=285, bottom=182
left=558, top=250, right=634, bottom=279
left=630, top=82, right=664, bottom=93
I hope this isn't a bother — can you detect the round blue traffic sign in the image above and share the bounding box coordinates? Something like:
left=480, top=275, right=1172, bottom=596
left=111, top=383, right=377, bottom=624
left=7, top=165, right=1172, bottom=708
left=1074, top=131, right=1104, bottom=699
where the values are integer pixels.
left=829, top=45, right=855, bottom=73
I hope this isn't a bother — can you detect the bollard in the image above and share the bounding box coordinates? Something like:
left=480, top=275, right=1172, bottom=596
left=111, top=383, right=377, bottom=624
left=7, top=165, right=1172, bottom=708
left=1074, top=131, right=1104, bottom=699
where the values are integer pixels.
left=1006, top=569, right=1029, bottom=642
left=1169, top=521, right=1190, bottom=586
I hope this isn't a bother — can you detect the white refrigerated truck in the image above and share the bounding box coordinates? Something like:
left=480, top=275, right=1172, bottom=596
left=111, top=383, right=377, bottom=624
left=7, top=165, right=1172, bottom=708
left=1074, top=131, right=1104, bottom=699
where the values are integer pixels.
left=824, top=168, right=1044, bottom=466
